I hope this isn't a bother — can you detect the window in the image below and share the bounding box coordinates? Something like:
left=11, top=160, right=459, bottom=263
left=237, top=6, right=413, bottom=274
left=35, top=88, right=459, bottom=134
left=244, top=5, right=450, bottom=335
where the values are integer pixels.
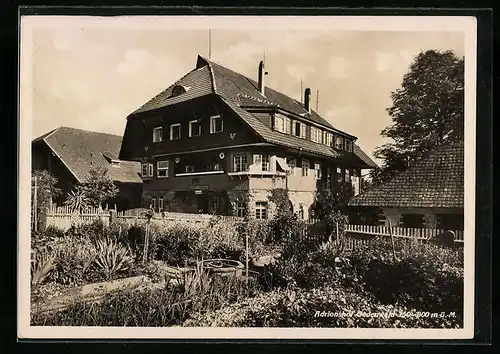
left=288, top=159, right=296, bottom=176
left=335, top=135, right=344, bottom=149
left=253, top=154, right=270, bottom=172
left=150, top=197, right=157, bottom=210
left=345, top=139, right=353, bottom=152
left=170, top=124, right=181, bottom=140
left=236, top=201, right=246, bottom=217
left=189, top=120, right=201, bottom=137
left=233, top=153, right=248, bottom=172
left=210, top=115, right=223, bottom=134
left=284, top=116, right=292, bottom=134
left=311, top=127, right=322, bottom=143
left=336, top=167, right=342, bottom=182
left=157, top=161, right=169, bottom=178
left=302, top=159, right=309, bottom=177
left=185, top=165, right=194, bottom=173
left=142, top=163, right=153, bottom=178
left=255, top=202, right=268, bottom=220
left=153, top=127, right=163, bottom=143
left=158, top=196, right=164, bottom=212
left=324, top=132, right=333, bottom=147
left=275, top=114, right=285, bottom=132
left=345, top=169, right=350, bottom=182
left=400, top=214, right=425, bottom=228
left=314, top=162, right=322, bottom=180
left=436, top=214, right=464, bottom=230
left=213, top=196, right=221, bottom=211
left=294, top=121, right=306, bottom=138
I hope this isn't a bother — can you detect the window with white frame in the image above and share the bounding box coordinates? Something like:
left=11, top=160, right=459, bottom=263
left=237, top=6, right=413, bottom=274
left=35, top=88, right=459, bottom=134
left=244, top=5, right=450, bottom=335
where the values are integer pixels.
left=311, top=127, right=322, bottom=143
left=158, top=196, right=164, bottom=211
left=151, top=197, right=157, bottom=210
left=274, top=114, right=285, bottom=133
left=233, top=153, right=248, bottom=172
left=153, top=127, right=163, bottom=143
left=210, top=115, right=223, bottom=133
left=288, top=159, right=296, bottom=176
left=236, top=201, right=246, bottom=217
left=302, top=159, right=310, bottom=177
left=336, top=167, right=342, bottom=182
left=294, top=121, right=306, bottom=138
left=253, top=154, right=270, bottom=172
left=345, top=168, right=350, bottom=182
left=170, top=123, right=181, bottom=140
left=335, top=135, right=344, bottom=149
left=213, top=196, right=221, bottom=211
left=324, top=132, right=333, bottom=147
left=142, top=163, right=153, bottom=178
left=157, top=161, right=169, bottom=178
left=284, top=116, right=292, bottom=134
left=189, top=120, right=201, bottom=137
left=314, top=162, right=322, bottom=180
left=255, top=202, right=268, bottom=220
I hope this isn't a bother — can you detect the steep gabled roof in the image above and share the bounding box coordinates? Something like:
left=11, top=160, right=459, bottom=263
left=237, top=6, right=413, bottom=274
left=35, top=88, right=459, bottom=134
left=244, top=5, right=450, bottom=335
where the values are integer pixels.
left=33, top=126, right=142, bottom=184
left=126, top=54, right=376, bottom=167
left=348, top=142, right=464, bottom=208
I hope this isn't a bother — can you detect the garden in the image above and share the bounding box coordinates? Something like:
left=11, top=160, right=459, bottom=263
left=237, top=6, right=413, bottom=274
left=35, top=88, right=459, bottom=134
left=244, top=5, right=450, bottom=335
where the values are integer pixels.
left=30, top=201, right=464, bottom=328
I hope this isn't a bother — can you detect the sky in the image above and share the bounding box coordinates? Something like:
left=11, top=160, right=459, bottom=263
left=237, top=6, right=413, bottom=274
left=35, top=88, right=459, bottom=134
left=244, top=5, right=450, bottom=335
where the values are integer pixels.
left=23, top=16, right=466, bottom=165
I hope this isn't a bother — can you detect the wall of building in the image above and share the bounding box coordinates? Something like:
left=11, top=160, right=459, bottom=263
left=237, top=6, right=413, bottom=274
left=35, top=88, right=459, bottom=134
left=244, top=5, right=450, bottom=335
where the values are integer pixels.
left=381, top=207, right=464, bottom=229
left=119, top=94, right=262, bottom=161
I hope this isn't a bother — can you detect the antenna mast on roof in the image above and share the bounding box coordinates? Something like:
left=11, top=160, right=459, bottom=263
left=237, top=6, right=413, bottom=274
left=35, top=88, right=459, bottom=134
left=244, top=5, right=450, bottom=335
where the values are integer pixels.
left=208, top=29, right=212, bottom=60
left=316, top=89, right=319, bottom=113
left=300, top=78, right=303, bottom=103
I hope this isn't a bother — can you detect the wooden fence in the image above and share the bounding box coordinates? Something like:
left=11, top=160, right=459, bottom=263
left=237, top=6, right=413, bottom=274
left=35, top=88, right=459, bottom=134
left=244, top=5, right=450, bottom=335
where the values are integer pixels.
left=40, top=208, right=464, bottom=247
left=41, top=206, right=110, bottom=231
left=345, top=224, right=464, bottom=243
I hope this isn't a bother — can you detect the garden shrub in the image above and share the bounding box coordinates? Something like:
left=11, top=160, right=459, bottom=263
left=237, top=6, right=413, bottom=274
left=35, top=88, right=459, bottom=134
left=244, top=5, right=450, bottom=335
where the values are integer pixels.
left=93, top=238, right=136, bottom=280
left=183, top=285, right=462, bottom=328
left=155, top=223, right=202, bottom=266
left=32, top=267, right=261, bottom=327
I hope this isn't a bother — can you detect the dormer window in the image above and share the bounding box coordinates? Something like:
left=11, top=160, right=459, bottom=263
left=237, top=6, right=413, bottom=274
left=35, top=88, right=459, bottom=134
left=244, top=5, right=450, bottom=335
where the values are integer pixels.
left=294, top=121, right=306, bottom=138
left=345, top=140, right=353, bottom=152
left=153, top=127, right=163, bottom=143
left=335, top=135, right=344, bottom=149
left=172, top=85, right=189, bottom=97
left=110, top=159, right=121, bottom=167
left=311, top=127, right=322, bottom=143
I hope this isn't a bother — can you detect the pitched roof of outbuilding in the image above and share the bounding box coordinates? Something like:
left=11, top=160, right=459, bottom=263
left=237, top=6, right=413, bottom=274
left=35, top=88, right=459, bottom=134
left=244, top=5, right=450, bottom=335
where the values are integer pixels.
left=33, top=126, right=142, bottom=184
left=128, top=55, right=377, bottom=168
left=348, top=142, right=464, bottom=208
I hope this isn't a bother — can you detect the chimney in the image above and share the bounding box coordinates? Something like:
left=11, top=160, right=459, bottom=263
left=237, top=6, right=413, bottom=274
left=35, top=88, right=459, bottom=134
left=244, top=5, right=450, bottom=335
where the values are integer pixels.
left=258, top=61, right=266, bottom=96
left=304, top=88, right=311, bottom=113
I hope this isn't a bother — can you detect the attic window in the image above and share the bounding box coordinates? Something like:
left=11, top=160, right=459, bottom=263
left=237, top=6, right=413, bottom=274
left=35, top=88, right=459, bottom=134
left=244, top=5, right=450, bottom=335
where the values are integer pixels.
left=172, top=85, right=189, bottom=97
left=111, top=160, right=121, bottom=167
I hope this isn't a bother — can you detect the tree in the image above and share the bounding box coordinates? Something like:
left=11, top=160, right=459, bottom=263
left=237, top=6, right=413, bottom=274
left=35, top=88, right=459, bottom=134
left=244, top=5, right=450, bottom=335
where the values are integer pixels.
left=32, top=170, right=62, bottom=212
left=66, top=165, right=119, bottom=209
left=372, top=49, right=464, bottom=184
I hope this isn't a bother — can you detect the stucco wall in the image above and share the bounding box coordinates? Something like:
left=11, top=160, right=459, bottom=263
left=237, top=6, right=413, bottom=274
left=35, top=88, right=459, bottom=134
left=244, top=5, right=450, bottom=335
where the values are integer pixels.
left=381, top=207, right=463, bottom=228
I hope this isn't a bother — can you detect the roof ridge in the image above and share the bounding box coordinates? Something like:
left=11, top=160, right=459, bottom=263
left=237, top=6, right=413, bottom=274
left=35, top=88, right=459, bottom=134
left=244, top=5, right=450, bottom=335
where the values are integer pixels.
left=204, top=60, right=217, bottom=94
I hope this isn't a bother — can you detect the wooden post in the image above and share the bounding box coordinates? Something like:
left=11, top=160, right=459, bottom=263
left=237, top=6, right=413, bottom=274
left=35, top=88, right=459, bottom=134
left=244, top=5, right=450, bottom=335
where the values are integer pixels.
left=245, top=230, right=249, bottom=284
left=143, top=221, right=149, bottom=264
left=33, top=175, right=38, bottom=231
left=335, top=221, right=339, bottom=243
left=388, top=219, right=397, bottom=262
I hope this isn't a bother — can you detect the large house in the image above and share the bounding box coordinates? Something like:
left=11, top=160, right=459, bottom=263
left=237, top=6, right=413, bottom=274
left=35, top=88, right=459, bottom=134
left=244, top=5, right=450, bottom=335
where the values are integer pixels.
left=348, top=142, right=464, bottom=230
left=32, top=126, right=143, bottom=210
left=119, top=55, right=377, bottom=219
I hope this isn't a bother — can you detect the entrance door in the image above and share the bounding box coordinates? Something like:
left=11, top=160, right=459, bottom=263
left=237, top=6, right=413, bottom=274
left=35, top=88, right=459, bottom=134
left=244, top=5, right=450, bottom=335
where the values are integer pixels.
left=196, top=193, right=209, bottom=214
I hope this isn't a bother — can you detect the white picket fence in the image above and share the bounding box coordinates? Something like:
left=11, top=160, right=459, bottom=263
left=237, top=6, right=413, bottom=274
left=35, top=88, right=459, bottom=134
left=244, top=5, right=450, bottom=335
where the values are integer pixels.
left=43, top=206, right=110, bottom=231
left=345, top=224, right=464, bottom=243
